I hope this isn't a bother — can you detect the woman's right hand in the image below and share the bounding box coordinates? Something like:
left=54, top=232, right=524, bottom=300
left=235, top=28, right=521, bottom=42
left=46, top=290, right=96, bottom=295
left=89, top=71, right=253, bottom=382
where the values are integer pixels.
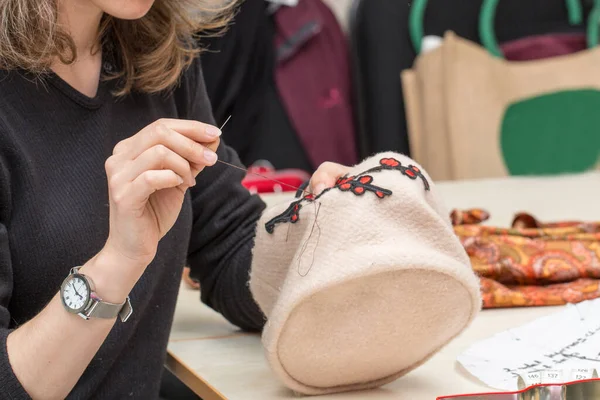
left=87, top=119, right=221, bottom=300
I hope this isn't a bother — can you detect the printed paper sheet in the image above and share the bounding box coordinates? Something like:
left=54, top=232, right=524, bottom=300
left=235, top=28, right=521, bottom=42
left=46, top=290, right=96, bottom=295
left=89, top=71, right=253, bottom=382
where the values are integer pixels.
left=457, top=298, right=600, bottom=390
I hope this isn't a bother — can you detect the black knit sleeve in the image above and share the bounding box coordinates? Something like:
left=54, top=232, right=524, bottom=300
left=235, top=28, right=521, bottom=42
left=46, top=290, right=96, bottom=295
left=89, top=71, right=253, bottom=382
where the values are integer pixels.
left=0, top=153, right=31, bottom=399
left=181, top=58, right=267, bottom=332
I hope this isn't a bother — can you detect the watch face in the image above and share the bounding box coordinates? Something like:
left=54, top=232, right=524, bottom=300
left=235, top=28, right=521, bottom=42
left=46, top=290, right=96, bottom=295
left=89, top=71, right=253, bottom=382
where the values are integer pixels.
left=62, top=276, right=89, bottom=312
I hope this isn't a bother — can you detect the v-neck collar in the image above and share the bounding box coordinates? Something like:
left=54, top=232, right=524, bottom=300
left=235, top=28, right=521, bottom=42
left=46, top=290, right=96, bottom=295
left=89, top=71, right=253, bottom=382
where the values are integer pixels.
left=46, top=71, right=110, bottom=110
left=45, top=45, right=118, bottom=110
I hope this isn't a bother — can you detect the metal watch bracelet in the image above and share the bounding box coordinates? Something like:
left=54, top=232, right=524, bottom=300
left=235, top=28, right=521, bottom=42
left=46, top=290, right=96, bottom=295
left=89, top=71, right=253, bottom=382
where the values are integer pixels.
left=71, top=267, right=133, bottom=322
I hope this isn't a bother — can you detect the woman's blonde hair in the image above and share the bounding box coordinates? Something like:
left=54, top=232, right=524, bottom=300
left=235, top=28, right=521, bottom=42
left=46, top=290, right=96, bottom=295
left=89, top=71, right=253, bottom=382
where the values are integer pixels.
left=0, top=1, right=235, bottom=96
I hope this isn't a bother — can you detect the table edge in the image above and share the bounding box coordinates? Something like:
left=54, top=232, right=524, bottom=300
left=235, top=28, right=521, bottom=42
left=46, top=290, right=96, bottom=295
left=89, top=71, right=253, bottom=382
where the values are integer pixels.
left=166, top=350, right=227, bottom=400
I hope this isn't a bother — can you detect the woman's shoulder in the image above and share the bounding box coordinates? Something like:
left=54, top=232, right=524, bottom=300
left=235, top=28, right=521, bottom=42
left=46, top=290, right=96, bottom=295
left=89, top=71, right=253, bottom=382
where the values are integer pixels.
left=0, top=71, right=20, bottom=130
left=0, top=70, right=44, bottom=134
left=0, top=69, right=45, bottom=113
left=173, top=56, right=214, bottom=123
left=0, top=69, right=25, bottom=104
left=182, top=54, right=204, bottom=85
left=176, top=55, right=204, bottom=100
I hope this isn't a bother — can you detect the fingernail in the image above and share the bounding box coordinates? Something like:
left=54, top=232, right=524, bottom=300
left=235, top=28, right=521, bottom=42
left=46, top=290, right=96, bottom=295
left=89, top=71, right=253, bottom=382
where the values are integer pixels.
left=206, top=125, right=221, bottom=138
left=204, top=149, right=218, bottom=164
left=314, top=183, right=327, bottom=195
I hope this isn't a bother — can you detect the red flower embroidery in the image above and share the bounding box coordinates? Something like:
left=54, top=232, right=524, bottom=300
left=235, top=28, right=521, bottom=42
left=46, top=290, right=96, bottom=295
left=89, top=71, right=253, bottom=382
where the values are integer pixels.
left=377, top=158, right=430, bottom=191
left=290, top=204, right=300, bottom=222
left=265, top=200, right=303, bottom=233
left=380, top=158, right=400, bottom=168
left=337, top=175, right=392, bottom=198
left=265, top=157, right=430, bottom=233
left=337, top=176, right=355, bottom=190
left=402, top=165, right=429, bottom=190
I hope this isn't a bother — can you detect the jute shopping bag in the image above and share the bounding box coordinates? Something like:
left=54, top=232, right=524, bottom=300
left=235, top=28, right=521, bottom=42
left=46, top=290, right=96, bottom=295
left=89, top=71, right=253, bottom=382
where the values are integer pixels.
left=402, top=0, right=455, bottom=181
left=403, top=0, right=589, bottom=181
left=413, top=45, right=454, bottom=181
left=400, top=69, right=426, bottom=166
left=441, top=0, right=600, bottom=179
left=402, top=46, right=454, bottom=181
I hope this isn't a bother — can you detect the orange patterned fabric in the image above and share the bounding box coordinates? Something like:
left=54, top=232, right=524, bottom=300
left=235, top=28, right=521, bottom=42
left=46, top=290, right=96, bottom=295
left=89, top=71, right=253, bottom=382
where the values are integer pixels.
left=452, top=209, right=600, bottom=308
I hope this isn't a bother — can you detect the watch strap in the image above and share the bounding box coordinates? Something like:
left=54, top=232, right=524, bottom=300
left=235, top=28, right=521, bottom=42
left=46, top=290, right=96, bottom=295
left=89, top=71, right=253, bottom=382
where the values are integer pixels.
left=88, top=294, right=133, bottom=322
left=71, top=267, right=133, bottom=322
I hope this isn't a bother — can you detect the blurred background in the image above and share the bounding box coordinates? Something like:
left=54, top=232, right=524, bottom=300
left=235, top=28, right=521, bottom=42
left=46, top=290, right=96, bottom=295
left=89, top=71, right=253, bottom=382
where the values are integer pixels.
left=196, top=0, right=599, bottom=193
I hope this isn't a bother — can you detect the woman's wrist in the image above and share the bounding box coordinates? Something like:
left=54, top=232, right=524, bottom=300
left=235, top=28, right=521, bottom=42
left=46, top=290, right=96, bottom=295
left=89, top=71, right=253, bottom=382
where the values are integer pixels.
left=79, top=246, right=149, bottom=304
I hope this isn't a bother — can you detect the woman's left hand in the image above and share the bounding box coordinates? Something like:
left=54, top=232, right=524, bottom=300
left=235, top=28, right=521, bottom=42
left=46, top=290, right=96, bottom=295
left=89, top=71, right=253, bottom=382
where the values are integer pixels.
left=308, top=161, right=352, bottom=195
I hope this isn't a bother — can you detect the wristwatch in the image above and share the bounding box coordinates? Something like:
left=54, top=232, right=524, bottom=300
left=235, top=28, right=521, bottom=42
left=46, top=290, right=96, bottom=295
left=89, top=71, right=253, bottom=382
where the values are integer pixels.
left=60, top=267, right=133, bottom=322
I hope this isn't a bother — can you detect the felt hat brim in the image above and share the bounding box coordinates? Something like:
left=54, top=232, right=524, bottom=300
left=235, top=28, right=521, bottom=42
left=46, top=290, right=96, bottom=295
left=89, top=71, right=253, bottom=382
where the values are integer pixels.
left=262, top=235, right=481, bottom=395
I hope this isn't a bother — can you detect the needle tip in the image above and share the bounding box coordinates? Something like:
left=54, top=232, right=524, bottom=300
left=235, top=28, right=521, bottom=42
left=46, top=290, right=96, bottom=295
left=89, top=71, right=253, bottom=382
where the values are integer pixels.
left=220, top=115, right=232, bottom=130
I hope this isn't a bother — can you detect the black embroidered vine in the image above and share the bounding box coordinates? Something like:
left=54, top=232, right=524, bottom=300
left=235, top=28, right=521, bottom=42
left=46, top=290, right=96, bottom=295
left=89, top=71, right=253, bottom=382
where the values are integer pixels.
left=372, top=158, right=430, bottom=191
left=265, top=200, right=303, bottom=234
left=264, top=157, right=430, bottom=233
left=336, top=175, right=392, bottom=198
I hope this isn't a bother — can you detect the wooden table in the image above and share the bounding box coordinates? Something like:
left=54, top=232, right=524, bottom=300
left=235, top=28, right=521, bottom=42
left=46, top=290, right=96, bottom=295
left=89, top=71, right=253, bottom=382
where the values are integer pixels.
left=167, top=171, right=600, bottom=400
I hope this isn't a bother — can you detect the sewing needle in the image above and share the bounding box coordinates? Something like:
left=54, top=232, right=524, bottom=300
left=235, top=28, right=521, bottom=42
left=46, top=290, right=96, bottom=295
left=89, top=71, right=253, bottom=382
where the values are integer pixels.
left=214, top=115, right=316, bottom=197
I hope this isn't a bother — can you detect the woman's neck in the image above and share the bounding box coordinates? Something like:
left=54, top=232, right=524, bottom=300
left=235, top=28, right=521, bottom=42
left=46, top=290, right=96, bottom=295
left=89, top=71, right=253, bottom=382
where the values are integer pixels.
left=51, top=0, right=105, bottom=98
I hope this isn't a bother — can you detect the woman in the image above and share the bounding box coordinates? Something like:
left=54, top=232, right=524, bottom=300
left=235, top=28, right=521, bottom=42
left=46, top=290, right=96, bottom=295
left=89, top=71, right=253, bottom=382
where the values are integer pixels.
left=0, top=1, right=348, bottom=398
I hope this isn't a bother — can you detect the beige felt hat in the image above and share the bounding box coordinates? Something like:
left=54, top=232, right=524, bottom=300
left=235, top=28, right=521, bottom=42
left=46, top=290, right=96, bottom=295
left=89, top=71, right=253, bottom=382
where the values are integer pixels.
left=249, top=152, right=481, bottom=396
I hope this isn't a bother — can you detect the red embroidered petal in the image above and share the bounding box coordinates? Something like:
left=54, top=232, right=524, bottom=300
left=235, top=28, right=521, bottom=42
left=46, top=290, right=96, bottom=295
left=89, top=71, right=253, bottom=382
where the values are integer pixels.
left=337, top=176, right=353, bottom=185
left=375, top=191, right=385, bottom=198
left=358, top=175, right=373, bottom=184
left=291, top=214, right=298, bottom=222
left=380, top=158, right=400, bottom=167
left=340, top=183, right=352, bottom=190
left=353, top=187, right=365, bottom=194
left=405, top=170, right=416, bottom=178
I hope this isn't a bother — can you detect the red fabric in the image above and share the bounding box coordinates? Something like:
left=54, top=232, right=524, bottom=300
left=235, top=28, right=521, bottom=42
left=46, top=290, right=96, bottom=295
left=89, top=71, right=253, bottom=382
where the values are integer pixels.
left=241, top=164, right=311, bottom=194
left=273, top=0, right=358, bottom=170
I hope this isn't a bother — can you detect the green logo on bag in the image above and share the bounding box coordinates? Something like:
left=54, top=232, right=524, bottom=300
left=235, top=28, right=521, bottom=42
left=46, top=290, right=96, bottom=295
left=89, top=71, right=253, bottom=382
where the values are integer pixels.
left=500, top=89, right=600, bottom=175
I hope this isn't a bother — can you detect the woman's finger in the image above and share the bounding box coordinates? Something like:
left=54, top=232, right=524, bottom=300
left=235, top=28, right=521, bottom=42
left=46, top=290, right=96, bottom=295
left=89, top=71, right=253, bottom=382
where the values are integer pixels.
left=190, top=137, right=221, bottom=177
left=152, top=118, right=221, bottom=142
left=113, top=121, right=220, bottom=165
left=205, top=137, right=220, bottom=153
left=122, top=144, right=196, bottom=186
left=310, top=162, right=352, bottom=195
left=127, top=170, right=186, bottom=205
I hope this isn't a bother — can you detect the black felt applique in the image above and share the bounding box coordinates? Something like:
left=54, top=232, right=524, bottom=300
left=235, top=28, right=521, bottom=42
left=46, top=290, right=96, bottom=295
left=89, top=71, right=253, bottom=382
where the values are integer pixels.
left=336, top=175, right=392, bottom=198
left=265, top=200, right=304, bottom=234
left=264, top=157, right=430, bottom=233
left=377, top=158, right=430, bottom=191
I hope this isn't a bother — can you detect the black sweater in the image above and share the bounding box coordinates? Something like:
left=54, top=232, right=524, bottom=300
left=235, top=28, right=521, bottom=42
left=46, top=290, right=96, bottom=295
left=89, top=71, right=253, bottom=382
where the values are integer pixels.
left=0, top=58, right=265, bottom=399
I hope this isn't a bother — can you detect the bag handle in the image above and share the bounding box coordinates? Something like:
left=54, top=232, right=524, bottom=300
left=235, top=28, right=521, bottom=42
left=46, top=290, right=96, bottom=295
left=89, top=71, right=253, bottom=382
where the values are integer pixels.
left=410, top=0, right=584, bottom=55
left=409, top=0, right=428, bottom=54
left=586, top=0, right=600, bottom=48
left=480, top=0, right=589, bottom=58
